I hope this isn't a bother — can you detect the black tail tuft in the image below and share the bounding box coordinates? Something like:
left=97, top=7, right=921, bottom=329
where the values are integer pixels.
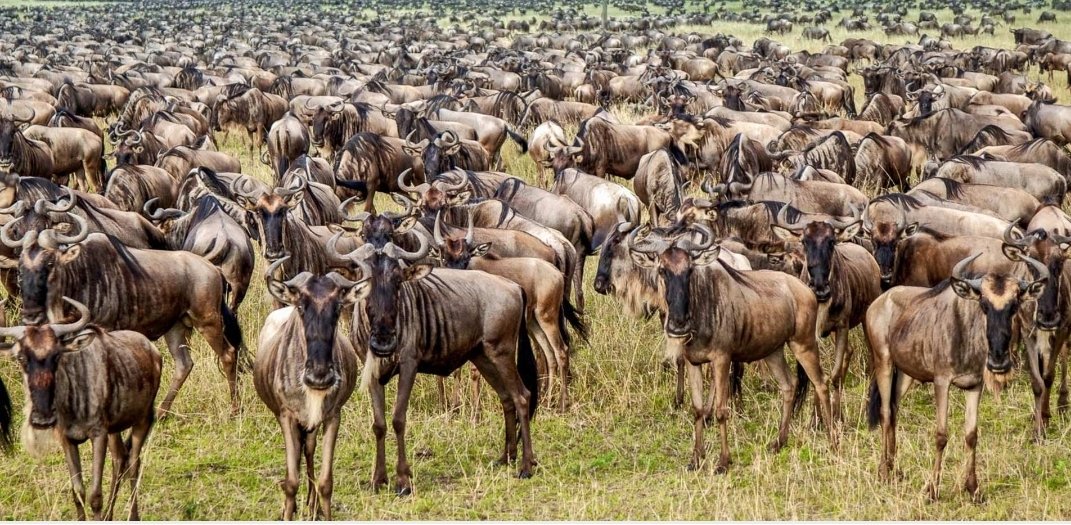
left=0, top=377, right=12, bottom=454
left=792, top=362, right=809, bottom=416
left=219, top=286, right=244, bottom=366
left=667, top=143, right=689, bottom=165
left=507, top=128, right=528, bottom=153
left=559, top=296, right=590, bottom=350
left=730, top=361, right=745, bottom=399
left=517, top=302, right=540, bottom=420
left=867, top=367, right=900, bottom=430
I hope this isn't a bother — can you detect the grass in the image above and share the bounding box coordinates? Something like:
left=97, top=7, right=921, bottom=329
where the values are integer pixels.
left=2, top=4, right=1071, bottom=520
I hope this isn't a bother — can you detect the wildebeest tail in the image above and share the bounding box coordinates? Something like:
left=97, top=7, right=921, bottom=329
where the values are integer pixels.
left=0, top=376, right=12, bottom=453
left=517, top=297, right=540, bottom=419
left=842, top=86, right=858, bottom=118
left=507, top=127, right=529, bottom=153
left=219, top=281, right=244, bottom=355
left=730, top=361, right=745, bottom=399
left=667, top=142, right=689, bottom=165
left=559, top=295, right=590, bottom=350
left=792, top=361, right=809, bottom=415
left=867, top=367, right=900, bottom=430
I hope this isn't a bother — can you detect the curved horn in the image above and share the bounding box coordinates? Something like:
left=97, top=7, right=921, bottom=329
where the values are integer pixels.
left=677, top=222, right=716, bottom=253
left=47, top=210, right=89, bottom=246
left=339, top=196, right=371, bottom=223
left=773, top=204, right=802, bottom=231
left=0, top=217, right=33, bottom=249
left=396, top=168, right=426, bottom=195
left=143, top=198, right=185, bottom=221
left=51, top=297, right=91, bottom=337
left=265, top=256, right=290, bottom=281
left=274, top=174, right=308, bottom=197
left=1002, top=222, right=1026, bottom=245
left=130, top=129, right=143, bottom=145
left=383, top=229, right=430, bottom=261
left=951, top=252, right=984, bottom=290
left=36, top=190, right=78, bottom=214
left=1022, top=253, right=1051, bottom=282
left=625, top=224, right=669, bottom=254
left=432, top=210, right=446, bottom=245
left=0, top=200, right=28, bottom=218
left=0, top=321, right=26, bottom=342
left=435, top=173, right=468, bottom=194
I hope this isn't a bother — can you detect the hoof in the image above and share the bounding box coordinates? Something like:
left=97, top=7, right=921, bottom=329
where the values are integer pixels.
left=395, top=486, right=412, bottom=497
left=925, top=482, right=940, bottom=502
left=687, top=459, right=703, bottom=471
left=767, top=440, right=785, bottom=453
left=371, top=479, right=388, bottom=493
left=517, top=469, right=532, bottom=479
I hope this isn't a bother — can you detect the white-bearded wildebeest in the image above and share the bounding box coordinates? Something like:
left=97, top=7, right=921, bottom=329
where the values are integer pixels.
left=0, top=298, right=160, bottom=520
left=332, top=233, right=539, bottom=495
left=432, top=211, right=588, bottom=411
left=770, top=207, right=882, bottom=421
left=13, top=223, right=242, bottom=417
left=626, top=223, right=836, bottom=472
left=255, top=258, right=364, bottom=520
left=925, top=155, right=1066, bottom=205
left=865, top=253, right=1048, bottom=501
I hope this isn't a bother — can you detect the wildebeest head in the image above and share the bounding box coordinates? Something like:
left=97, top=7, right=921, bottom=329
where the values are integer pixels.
left=111, top=128, right=155, bottom=166
left=416, top=130, right=463, bottom=178
left=950, top=252, right=1047, bottom=373
left=338, top=196, right=418, bottom=250
left=0, top=297, right=94, bottom=428
left=545, top=137, right=583, bottom=173
left=310, top=100, right=345, bottom=148
left=265, top=258, right=370, bottom=389
left=627, top=223, right=721, bottom=337
left=331, top=231, right=432, bottom=357
left=231, top=176, right=306, bottom=260
left=771, top=206, right=862, bottom=302
left=593, top=221, right=636, bottom=296
left=10, top=203, right=88, bottom=326
left=862, top=203, right=917, bottom=288
left=1001, top=226, right=1071, bottom=331
left=0, top=109, right=34, bottom=170
left=905, top=86, right=944, bottom=116
left=431, top=210, right=488, bottom=270
left=395, top=169, right=469, bottom=218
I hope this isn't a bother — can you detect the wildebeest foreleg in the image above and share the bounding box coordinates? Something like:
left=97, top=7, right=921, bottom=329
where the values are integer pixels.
left=962, top=386, right=982, bottom=502
left=300, top=428, right=319, bottom=516
left=392, top=362, right=418, bottom=496
left=369, top=378, right=389, bottom=492
left=830, top=328, right=853, bottom=423
left=62, top=439, right=87, bottom=520
left=789, top=338, right=837, bottom=449
left=316, top=416, right=341, bottom=520
left=104, top=434, right=129, bottom=520
left=88, top=434, right=108, bottom=519
left=685, top=361, right=707, bottom=470
left=762, top=349, right=796, bottom=452
left=157, top=325, right=193, bottom=418
left=1058, top=345, right=1069, bottom=412
left=925, top=379, right=951, bottom=502
left=711, top=357, right=733, bottom=474
left=279, top=417, right=301, bottom=519
left=1024, top=334, right=1054, bottom=441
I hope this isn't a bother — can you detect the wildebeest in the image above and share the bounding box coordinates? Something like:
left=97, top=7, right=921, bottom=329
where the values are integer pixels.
left=0, top=298, right=160, bottom=520
left=866, top=253, right=1048, bottom=501
left=255, top=259, right=363, bottom=519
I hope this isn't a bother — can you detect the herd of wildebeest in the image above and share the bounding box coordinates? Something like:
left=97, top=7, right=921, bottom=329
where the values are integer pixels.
left=4, top=0, right=1071, bottom=518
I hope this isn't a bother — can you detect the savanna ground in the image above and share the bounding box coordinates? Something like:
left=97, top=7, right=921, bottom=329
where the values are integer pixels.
left=2, top=0, right=1071, bottom=519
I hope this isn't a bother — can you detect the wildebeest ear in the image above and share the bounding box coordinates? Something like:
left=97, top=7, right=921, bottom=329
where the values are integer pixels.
left=428, top=247, right=441, bottom=260
left=951, top=279, right=980, bottom=301
left=395, top=216, right=417, bottom=234
left=629, top=250, right=658, bottom=268
left=391, top=193, right=414, bottom=210
left=267, top=280, right=300, bottom=306
left=836, top=221, right=862, bottom=242
left=404, top=263, right=433, bottom=281
left=62, top=328, right=98, bottom=352
left=342, top=278, right=372, bottom=305
left=771, top=225, right=800, bottom=242
left=900, top=222, right=919, bottom=237
left=236, top=193, right=259, bottom=212
left=1059, top=241, right=1071, bottom=253
left=692, top=246, right=721, bottom=266
left=472, top=242, right=492, bottom=257
left=281, top=189, right=305, bottom=208
left=58, top=245, right=82, bottom=264
left=1001, top=243, right=1025, bottom=262
left=1021, top=280, right=1046, bottom=300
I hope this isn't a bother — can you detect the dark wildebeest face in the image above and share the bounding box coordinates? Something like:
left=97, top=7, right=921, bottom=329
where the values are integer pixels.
left=0, top=298, right=94, bottom=428
left=772, top=217, right=862, bottom=302
left=266, top=260, right=370, bottom=389
left=951, top=254, right=1047, bottom=373
left=628, top=225, right=720, bottom=338
left=0, top=120, right=20, bottom=168
left=862, top=215, right=917, bottom=289
left=12, top=209, right=88, bottom=326
left=310, top=102, right=344, bottom=147
left=395, top=172, right=469, bottom=219
left=421, top=131, right=462, bottom=178
left=234, top=181, right=305, bottom=261
left=112, top=130, right=150, bottom=166
left=546, top=140, right=583, bottom=174
left=594, top=222, right=636, bottom=295
left=431, top=210, right=489, bottom=270
left=1002, top=228, right=1071, bottom=331
left=906, top=88, right=943, bottom=116
left=334, top=234, right=432, bottom=357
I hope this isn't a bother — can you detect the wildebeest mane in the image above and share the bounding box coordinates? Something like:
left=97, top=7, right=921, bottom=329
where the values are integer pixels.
left=870, top=192, right=925, bottom=210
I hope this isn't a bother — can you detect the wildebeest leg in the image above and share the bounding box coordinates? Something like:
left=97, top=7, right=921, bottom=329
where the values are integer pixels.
left=685, top=361, right=707, bottom=470
left=789, top=338, right=837, bottom=450
left=301, top=428, right=319, bottom=516
left=710, top=356, right=733, bottom=474
left=962, top=386, right=982, bottom=502
left=1025, top=335, right=1050, bottom=441
left=369, top=377, right=389, bottom=492
left=279, top=417, right=301, bottom=519
left=471, top=354, right=519, bottom=465
left=925, top=378, right=951, bottom=502
left=88, top=434, right=108, bottom=519
left=763, top=349, right=796, bottom=452
left=199, top=316, right=240, bottom=415
left=104, top=434, right=129, bottom=521
left=157, top=324, right=193, bottom=418
left=392, top=361, right=418, bottom=496
left=674, top=356, right=686, bottom=409
left=830, top=327, right=853, bottom=423
left=124, top=414, right=152, bottom=521
left=528, top=319, right=560, bottom=410
left=317, top=416, right=341, bottom=520
left=1058, top=344, right=1070, bottom=413
left=482, top=346, right=536, bottom=478
left=874, top=361, right=897, bottom=482
left=573, top=257, right=586, bottom=312
left=469, top=365, right=483, bottom=423
left=62, top=439, right=87, bottom=520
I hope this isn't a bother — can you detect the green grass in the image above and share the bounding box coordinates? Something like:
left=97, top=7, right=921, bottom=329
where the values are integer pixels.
left=3, top=4, right=1071, bottom=520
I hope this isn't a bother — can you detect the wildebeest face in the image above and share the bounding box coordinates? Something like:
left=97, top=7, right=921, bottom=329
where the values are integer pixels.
left=0, top=120, right=18, bottom=167
left=775, top=221, right=860, bottom=302
left=631, top=243, right=720, bottom=338
left=366, top=253, right=432, bottom=357
left=864, top=220, right=918, bottom=288
left=953, top=274, right=1042, bottom=373
left=594, top=223, right=634, bottom=295
left=1004, top=232, right=1071, bottom=330
left=241, top=192, right=303, bottom=261
left=270, top=273, right=369, bottom=389
left=18, top=243, right=82, bottom=325
left=310, top=108, right=339, bottom=147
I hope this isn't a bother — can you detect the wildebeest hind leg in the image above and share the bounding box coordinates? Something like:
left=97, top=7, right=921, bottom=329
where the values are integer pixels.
left=104, top=434, right=129, bottom=520
left=762, top=349, right=795, bottom=452
left=789, top=338, right=837, bottom=450
left=157, top=325, right=194, bottom=418
left=471, top=353, right=519, bottom=466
